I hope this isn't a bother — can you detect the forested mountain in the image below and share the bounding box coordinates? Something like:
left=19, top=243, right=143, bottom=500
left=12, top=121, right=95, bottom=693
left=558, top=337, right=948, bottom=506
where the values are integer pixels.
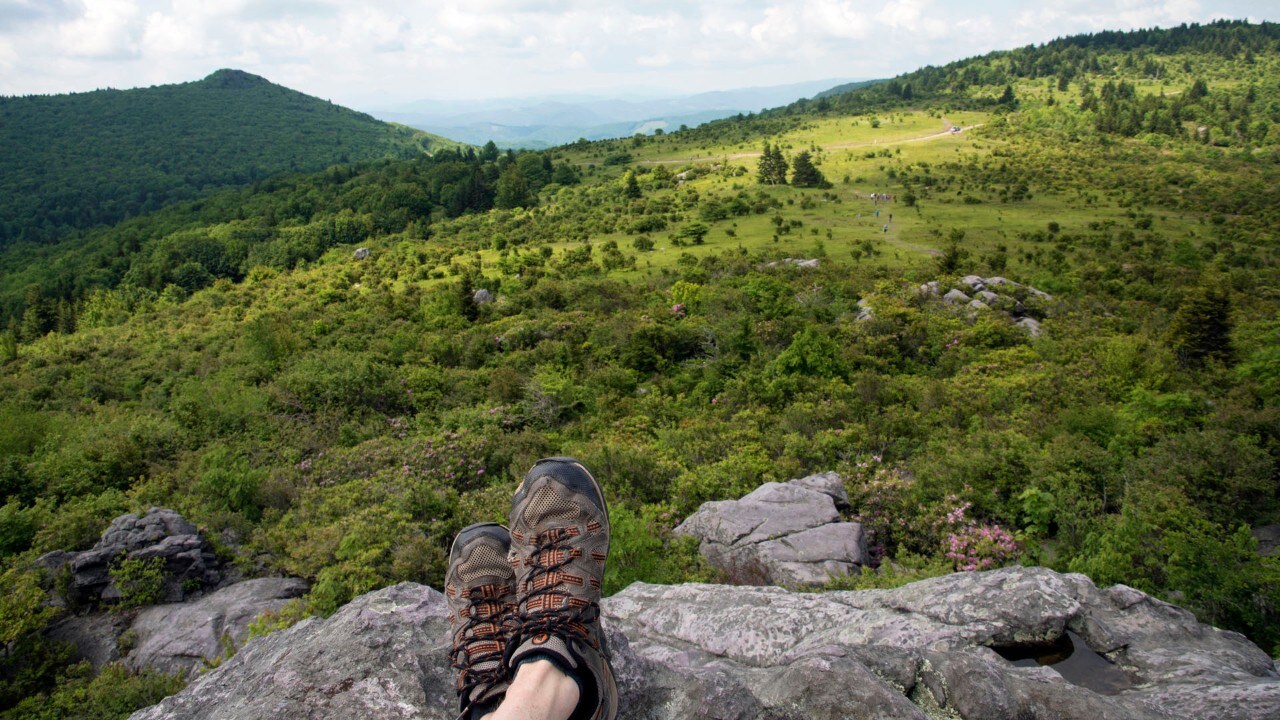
left=2, top=20, right=1279, bottom=719
left=0, top=69, right=461, bottom=245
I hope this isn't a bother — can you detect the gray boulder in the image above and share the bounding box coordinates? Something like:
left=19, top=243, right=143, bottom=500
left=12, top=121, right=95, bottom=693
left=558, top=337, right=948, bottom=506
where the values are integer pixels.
left=1017, top=316, right=1044, bottom=337
left=1253, top=525, right=1280, bottom=557
left=472, top=288, right=494, bottom=305
left=766, top=258, right=821, bottom=269
left=127, top=578, right=309, bottom=676
left=39, top=508, right=221, bottom=607
left=674, top=473, right=867, bottom=587
left=353, top=247, right=369, bottom=260
left=131, top=568, right=1280, bottom=720
left=943, top=288, right=971, bottom=305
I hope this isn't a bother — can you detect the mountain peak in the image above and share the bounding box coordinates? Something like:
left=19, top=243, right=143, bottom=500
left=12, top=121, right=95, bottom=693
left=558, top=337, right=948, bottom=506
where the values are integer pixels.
left=201, top=69, right=271, bottom=89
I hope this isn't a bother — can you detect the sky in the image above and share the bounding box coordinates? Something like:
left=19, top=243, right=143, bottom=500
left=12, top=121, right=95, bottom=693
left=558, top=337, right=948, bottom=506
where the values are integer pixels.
left=0, top=0, right=1277, bottom=109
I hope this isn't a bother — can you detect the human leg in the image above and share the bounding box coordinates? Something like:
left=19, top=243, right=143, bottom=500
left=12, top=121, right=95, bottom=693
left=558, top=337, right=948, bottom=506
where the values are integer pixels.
left=477, top=659, right=580, bottom=720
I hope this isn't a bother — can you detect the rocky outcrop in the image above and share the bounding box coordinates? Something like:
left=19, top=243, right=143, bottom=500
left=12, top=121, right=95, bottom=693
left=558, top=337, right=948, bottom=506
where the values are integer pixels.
left=127, top=578, right=309, bottom=675
left=918, top=274, right=1052, bottom=335
left=39, top=508, right=222, bottom=607
left=46, top=578, right=307, bottom=674
left=129, top=567, right=1280, bottom=720
left=674, top=472, right=867, bottom=587
left=764, top=257, right=821, bottom=269
left=130, top=582, right=454, bottom=720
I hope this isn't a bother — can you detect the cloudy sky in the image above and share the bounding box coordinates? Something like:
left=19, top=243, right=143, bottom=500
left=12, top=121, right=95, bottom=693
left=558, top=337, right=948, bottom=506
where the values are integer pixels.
left=0, top=0, right=1276, bottom=108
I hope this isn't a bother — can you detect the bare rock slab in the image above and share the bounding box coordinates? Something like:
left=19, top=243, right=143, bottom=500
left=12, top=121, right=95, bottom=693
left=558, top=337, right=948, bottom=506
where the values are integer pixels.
left=130, top=568, right=1280, bottom=720
left=674, top=473, right=866, bottom=586
left=127, top=577, right=309, bottom=676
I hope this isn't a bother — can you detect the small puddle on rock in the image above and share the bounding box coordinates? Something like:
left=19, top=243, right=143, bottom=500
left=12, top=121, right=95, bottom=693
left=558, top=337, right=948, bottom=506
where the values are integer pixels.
left=991, top=631, right=1132, bottom=695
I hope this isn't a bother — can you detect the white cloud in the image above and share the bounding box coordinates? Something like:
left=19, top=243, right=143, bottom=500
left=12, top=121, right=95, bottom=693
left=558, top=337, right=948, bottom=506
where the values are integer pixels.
left=637, top=51, right=671, bottom=67
left=876, top=0, right=925, bottom=30
left=0, top=0, right=1276, bottom=104
left=141, top=10, right=203, bottom=57
left=805, top=0, right=871, bottom=40
left=58, top=0, right=141, bottom=59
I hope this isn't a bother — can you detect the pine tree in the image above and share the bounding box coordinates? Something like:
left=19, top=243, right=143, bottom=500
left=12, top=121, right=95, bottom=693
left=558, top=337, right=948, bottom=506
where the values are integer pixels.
left=1168, top=279, right=1234, bottom=368
left=757, top=141, right=788, bottom=185
left=495, top=164, right=535, bottom=209
left=622, top=170, right=641, bottom=199
left=789, top=151, right=829, bottom=187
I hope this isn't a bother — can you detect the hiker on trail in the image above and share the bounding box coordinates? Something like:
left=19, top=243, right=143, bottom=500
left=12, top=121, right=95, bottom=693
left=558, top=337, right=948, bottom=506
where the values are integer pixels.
left=883, top=225, right=889, bottom=233
left=448, top=458, right=617, bottom=720
left=875, top=209, right=880, bottom=217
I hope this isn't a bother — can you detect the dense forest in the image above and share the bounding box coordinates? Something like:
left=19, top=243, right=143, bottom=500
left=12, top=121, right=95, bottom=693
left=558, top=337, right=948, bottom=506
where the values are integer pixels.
left=1, top=20, right=1279, bottom=719
left=0, top=69, right=460, bottom=246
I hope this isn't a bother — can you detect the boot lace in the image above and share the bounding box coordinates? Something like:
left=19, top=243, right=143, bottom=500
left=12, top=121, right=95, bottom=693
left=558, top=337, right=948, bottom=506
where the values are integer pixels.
left=511, top=528, right=596, bottom=650
left=450, top=585, right=510, bottom=703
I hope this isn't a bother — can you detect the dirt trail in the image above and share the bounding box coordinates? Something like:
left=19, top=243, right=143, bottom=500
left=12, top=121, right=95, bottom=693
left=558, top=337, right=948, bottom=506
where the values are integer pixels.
left=639, top=118, right=984, bottom=165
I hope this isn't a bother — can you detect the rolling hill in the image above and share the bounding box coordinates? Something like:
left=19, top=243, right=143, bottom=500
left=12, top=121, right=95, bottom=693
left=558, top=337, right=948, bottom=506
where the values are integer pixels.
left=0, top=69, right=462, bottom=245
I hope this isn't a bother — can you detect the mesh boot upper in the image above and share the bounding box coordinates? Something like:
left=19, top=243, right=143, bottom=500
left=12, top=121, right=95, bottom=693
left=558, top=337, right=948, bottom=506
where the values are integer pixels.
left=508, top=458, right=617, bottom=720
left=445, top=523, right=515, bottom=715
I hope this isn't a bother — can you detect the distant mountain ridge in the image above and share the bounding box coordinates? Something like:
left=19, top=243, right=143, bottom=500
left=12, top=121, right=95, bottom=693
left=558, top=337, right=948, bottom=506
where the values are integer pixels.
left=375, top=77, right=867, bottom=148
left=0, top=69, right=461, bottom=245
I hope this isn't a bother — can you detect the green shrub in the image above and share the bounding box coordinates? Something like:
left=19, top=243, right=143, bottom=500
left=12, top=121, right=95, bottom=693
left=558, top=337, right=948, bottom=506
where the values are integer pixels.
left=603, top=504, right=711, bottom=594
left=0, top=502, right=43, bottom=557
left=108, top=555, right=166, bottom=610
left=272, top=349, right=400, bottom=413
left=31, top=491, right=130, bottom=554
left=1070, top=482, right=1280, bottom=653
left=822, top=553, right=952, bottom=591
left=3, top=661, right=184, bottom=720
left=194, top=444, right=267, bottom=521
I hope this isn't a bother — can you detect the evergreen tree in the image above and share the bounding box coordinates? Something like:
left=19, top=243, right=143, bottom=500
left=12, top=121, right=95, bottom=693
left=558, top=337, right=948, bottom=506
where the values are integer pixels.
left=495, top=164, right=535, bottom=209
left=622, top=170, right=641, bottom=199
left=650, top=163, right=675, bottom=189
left=1168, top=279, right=1234, bottom=368
left=998, top=84, right=1018, bottom=107
left=789, top=151, right=829, bottom=187
left=757, top=141, right=788, bottom=185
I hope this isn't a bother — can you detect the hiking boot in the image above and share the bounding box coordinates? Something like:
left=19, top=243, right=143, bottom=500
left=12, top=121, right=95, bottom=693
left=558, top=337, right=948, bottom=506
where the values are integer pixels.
left=507, top=457, right=617, bottom=720
left=446, top=522, right=515, bottom=720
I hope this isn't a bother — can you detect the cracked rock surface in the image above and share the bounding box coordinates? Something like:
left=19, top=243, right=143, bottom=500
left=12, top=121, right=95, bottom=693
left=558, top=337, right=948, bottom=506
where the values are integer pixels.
left=130, top=568, right=1280, bottom=720
left=127, top=577, right=310, bottom=675
left=673, top=472, right=867, bottom=587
